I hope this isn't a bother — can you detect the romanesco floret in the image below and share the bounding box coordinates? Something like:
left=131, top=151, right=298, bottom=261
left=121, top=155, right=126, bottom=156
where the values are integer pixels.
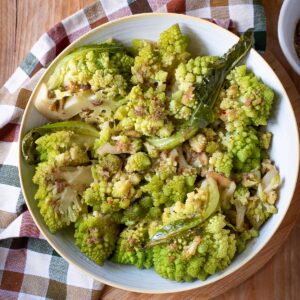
left=226, top=126, right=261, bottom=172
left=259, top=132, right=272, bottom=149
left=112, top=221, right=153, bottom=269
left=229, top=65, right=274, bottom=126
left=94, top=122, right=143, bottom=156
left=162, top=177, right=219, bottom=224
left=84, top=160, right=142, bottom=213
left=219, top=65, right=274, bottom=130
left=246, top=196, right=277, bottom=229
left=169, top=56, right=218, bottom=120
left=142, top=174, right=196, bottom=207
left=152, top=214, right=236, bottom=281
left=35, top=131, right=91, bottom=163
left=92, top=154, right=123, bottom=180
left=33, top=159, right=92, bottom=233
left=48, top=42, right=133, bottom=93
left=158, top=24, right=190, bottom=69
left=233, top=186, right=250, bottom=206
left=74, top=212, right=119, bottom=265
left=125, top=85, right=174, bottom=137
left=131, top=41, right=167, bottom=88
left=125, top=152, right=151, bottom=172
left=209, top=151, right=233, bottom=177
left=236, top=228, right=259, bottom=253
left=245, top=165, right=280, bottom=228
left=89, top=69, right=128, bottom=96
left=231, top=186, right=250, bottom=231
left=118, top=196, right=154, bottom=226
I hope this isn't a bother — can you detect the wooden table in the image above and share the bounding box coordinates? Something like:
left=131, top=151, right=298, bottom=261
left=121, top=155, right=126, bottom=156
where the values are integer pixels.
left=1, top=1, right=299, bottom=299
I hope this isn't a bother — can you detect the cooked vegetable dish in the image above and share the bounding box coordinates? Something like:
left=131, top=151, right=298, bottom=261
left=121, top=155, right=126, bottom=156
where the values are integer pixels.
left=22, top=25, right=280, bottom=282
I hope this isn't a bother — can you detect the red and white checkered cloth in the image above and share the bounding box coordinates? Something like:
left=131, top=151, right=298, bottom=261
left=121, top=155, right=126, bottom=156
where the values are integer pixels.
left=0, top=0, right=266, bottom=299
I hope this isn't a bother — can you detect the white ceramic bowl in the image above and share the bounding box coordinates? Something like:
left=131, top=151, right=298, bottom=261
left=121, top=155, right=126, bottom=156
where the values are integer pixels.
left=19, top=13, right=299, bottom=293
left=278, top=0, right=300, bottom=75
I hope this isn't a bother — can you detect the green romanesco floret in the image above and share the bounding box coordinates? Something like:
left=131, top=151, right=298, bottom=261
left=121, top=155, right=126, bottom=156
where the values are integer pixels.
left=236, top=228, right=259, bottom=253
left=84, top=158, right=142, bottom=213
left=93, top=122, right=113, bottom=149
left=119, top=196, right=156, bottom=226
left=246, top=196, right=277, bottom=229
left=229, top=65, right=274, bottom=126
left=152, top=149, right=179, bottom=179
left=88, top=69, right=128, bottom=96
left=259, top=132, right=272, bottom=149
left=162, top=177, right=220, bottom=225
left=142, top=174, right=196, bottom=207
left=131, top=41, right=167, bottom=88
left=209, top=151, right=233, bottom=177
left=152, top=214, right=236, bottom=282
left=163, top=175, right=197, bottom=203
left=244, top=166, right=280, bottom=229
left=110, top=51, right=134, bottom=78
left=74, top=212, right=119, bottom=265
left=125, top=85, right=174, bottom=137
left=131, top=24, right=189, bottom=88
left=48, top=41, right=133, bottom=93
left=231, top=186, right=250, bottom=231
left=94, top=122, right=143, bottom=156
left=91, top=153, right=123, bottom=180
left=233, top=186, right=250, bottom=206
left=112, top=221, right=153, bottom=269
left=218, top=85, right=249, bottom=132
left=125, top=152, right=151, bottom=172
left=246, top=164, right=280, bottom=228
left=226, top=126, right=261, bottom=172
left=35, top=131, right=91, bottom=163
left=33, top=159, right=92, bottom=233
left=158, top=24, right=190, bottom=70
left=169, top=56, right=219, bottom=120
left=219, top=65, right=274, bottom=130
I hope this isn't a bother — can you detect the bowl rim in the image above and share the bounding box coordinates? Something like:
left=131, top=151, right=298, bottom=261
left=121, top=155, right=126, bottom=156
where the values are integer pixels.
left=278, top=0, right=300, bottom=75
left=18, top=12, right=300, bottom=294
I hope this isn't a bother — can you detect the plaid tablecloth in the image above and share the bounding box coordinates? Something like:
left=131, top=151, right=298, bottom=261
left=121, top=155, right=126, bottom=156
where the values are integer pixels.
left=0, top=0, right=266, bottom=299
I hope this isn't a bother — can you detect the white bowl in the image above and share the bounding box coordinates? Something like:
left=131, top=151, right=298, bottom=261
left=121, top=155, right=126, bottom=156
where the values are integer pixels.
left=19, top=13, right=299, bottom=294
left=278, top=0, right=300, bottom=75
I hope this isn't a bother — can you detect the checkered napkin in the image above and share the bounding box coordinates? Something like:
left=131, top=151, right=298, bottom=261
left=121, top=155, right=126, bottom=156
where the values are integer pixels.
left=0, top=0, right=266, bottom=299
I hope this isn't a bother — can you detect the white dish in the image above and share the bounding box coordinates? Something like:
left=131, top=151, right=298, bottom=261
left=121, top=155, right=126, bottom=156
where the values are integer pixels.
left=278, top=0, right=300, bottom=75
left=19, top=13, right=300, bottom=294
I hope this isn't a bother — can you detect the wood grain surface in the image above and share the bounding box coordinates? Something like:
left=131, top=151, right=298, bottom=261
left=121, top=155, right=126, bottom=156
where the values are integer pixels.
left=1, top=1, right=299, bottom=299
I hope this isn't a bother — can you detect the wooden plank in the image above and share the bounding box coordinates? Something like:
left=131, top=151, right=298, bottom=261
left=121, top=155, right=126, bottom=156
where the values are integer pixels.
left=0, top=0, right=16, bottom=86
left=14, top=0, right=95, bottom=70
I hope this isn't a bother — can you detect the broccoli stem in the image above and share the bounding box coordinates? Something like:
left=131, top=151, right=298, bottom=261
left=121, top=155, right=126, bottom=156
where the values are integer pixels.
left=147, top=126, right=198, bottom=151
left=147, top=29, right=254, bottom=151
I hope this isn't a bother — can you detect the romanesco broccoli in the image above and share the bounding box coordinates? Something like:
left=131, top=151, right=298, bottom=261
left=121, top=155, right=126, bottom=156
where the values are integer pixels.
left=152, top=214, right=236, bottom=281
left=74, top=212, right=119, bottom=265
left=33, top=159, right=92, bottom=233
left=226, top=126, right=261, bottom=172
left=170, top=56, right=219, bottom=120
left=112, top=221, right=153, bottom=269
left=142, top=174, right=196, bottom=207
left=209, top=151, right=233, bottom=177
left=125, top=152, right=151, bottom=172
